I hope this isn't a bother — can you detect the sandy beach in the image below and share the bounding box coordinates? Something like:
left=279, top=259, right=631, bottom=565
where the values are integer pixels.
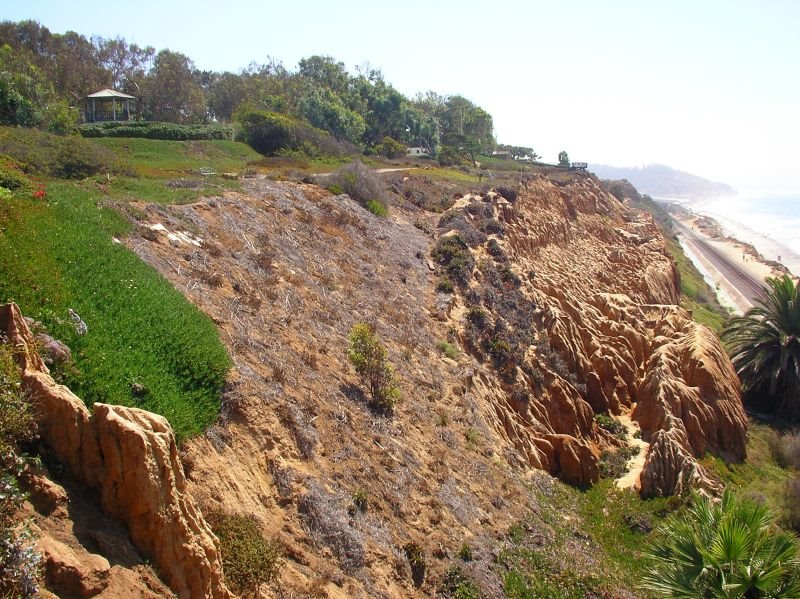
left=669, top=207, right=790, bottom=314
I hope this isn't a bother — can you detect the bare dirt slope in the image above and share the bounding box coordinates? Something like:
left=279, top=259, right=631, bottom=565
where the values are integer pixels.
left=118, top=171, right=747, bottom=597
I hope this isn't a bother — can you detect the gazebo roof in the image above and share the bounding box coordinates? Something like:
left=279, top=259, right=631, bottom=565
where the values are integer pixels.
left=86, top=88, right=136, bottom=99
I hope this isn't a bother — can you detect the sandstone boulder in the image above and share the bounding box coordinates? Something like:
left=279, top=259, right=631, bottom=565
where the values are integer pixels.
left=39, top=536, right=111, bottom=597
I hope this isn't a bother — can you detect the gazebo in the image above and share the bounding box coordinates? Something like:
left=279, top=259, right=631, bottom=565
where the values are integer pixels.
left=85, top=89, right=136, bottom=123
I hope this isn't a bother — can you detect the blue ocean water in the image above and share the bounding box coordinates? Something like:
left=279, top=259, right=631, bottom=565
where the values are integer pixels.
left=688, top=192, right=800, bottom=275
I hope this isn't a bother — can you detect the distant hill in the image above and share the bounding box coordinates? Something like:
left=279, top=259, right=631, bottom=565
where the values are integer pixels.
left=589, top=163, right=736, bottom=199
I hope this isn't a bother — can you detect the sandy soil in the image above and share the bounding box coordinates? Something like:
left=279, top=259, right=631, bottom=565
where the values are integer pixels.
left=615, top=412, right=649, bottom=491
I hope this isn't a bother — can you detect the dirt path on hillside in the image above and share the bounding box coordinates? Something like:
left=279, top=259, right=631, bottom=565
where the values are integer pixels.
left=615, top=412, right=649, bottom=491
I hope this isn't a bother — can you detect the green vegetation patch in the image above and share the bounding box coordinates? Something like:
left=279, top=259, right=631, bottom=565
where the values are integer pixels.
left=79, top=121, right=236, bottom=141
left=94, top=137, right=261, bottom=175
left=206, top=512, right=283, bottom=596
left=0, top=183, right=231, bottom=440
left=701, top=421, right=792, bottom=516
left=0, top=126, right=120, bottom=179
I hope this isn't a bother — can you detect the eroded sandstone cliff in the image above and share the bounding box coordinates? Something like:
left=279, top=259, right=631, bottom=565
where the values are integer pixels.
left=4, top=167, right=747, bottom=597
left=112, top=170, right=746, bottom=595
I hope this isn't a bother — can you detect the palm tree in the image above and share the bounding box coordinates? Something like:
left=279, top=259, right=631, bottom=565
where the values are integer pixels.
left=721, top=274, right=800, bottom=421
left=642, top=491, right=800, bottom=598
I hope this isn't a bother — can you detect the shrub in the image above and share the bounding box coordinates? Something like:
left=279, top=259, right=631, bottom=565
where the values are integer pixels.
left=0, top=127, right=119, bottom=179
left=783, top=475, right=800, bottom=532
left=436, top=340, right=459, bottom=360
left=441, top=566, right=481, bottom=599
left=436, top=277, right=455, bottom=294
left=598, top=446, right=639, bottom=478
left=237, top=109, right=349, bottom=157
left=347, top=323, right=400, bottom=411
left=458, top=543, right=473, bottom=561
left=78, top=121, right=234, bottom=141
left=769, top=430, right=800, bottom=470
left=0, top=155, right=32, bottom=192
left=594, top=413, right=626, bottom=439
left=437, top=145, right=465, bottom=167
left=206, top=512, right=282, bottom=597
left=349, top=488, right=369, bottom=516
left=495, top=186, right=518, bottom=202
left=329, top=160, right=389, bottom=213
left=403, top=542, right=426, bottom=585
left=299, top=482, right=365, bottom=572
left=365, top=199, right=388, bottom=218
left=432, top=235, right=475, bottom=286
left=377, top=136, right=407, bottom=159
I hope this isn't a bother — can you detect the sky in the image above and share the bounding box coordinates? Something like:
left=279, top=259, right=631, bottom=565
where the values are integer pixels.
left=3, top=0, right=799, bottom=192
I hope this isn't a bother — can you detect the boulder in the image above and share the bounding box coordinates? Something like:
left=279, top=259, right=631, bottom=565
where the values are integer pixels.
left=39, top=536, right=110, bottom=597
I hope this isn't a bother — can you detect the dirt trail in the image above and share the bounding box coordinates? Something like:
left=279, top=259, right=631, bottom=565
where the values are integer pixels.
left=615, top=412, right=649, bottom=491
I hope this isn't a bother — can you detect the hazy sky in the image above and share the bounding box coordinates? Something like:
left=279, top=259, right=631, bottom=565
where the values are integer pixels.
left=4, top=0, right=799, bottom=191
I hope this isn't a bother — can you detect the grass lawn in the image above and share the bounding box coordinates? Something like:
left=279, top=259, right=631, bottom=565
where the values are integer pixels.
left=0, top=152, right=234, bottom=440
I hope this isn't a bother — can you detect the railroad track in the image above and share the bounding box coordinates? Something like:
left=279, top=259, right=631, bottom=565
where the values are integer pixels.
left=673, top=220, right=767, bottom=307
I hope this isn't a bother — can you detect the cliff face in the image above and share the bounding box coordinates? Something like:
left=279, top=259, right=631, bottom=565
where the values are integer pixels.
left=432, top=175, right=746, bottom=493
left=0, top=303, right=230, bottom=599
left=116, top=171, right=746, bottom=595
left=5, top=168, right=747, bottom=597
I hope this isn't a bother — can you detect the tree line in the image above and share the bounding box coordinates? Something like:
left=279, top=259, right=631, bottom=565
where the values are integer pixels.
left=0, top=20, right=522, bottom=162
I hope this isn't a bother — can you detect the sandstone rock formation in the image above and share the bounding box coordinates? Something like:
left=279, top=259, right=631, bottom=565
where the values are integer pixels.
left=437, top=175, right=747, bottom=495
left=113, top=173, right=748, bottom=596
left=0, top=302, right=230, bottom=599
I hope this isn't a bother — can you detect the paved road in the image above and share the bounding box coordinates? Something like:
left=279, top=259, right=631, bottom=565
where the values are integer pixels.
left=673, top=220, right=767, bottom=307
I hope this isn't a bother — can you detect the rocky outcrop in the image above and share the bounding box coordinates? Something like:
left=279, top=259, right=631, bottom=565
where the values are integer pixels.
left=0, top=303, right=230, bottom=599
left=442, top=175, right=746, bottom=494
left=639, top=416, right=722, bottom=498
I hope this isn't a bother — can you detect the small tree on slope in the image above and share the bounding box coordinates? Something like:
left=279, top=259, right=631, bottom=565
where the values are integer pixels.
left=347, top=323, right=400, bottom=411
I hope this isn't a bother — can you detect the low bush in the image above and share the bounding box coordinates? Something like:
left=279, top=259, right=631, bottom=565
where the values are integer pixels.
left=299, top=482, right=365, bottom=572
left=347, top=323, right=400, bottom=411
left=0, top=155, right=32, bottom=192
left=595, top=413, right=627, bottom=439
left=599, top=446, right=639, bottom=478
left=440, top=566, right=481, bottom=599
left=237, top=109, right=350, bottom=157
left=403, top=541, right=426, bottom=586
left=769, top=430, right=800, bottom=470
left=206, top=512, right=282, bottom=597
left=436, top=277, right=455, bottom=294
left=458, top=543, right=473, bottom=561
left=377, top=136, right=406, bottom=159
left=432, top=235, right=475, bottom=286
left=365, top=199, right=388, bottom=217
left=782, top=475, right=800, bottom=531
left=436, top=340, right=459, bottom=360
left=0, top=127, right=120, bottom=179
left=78, top=121, right=235, bottom=141
left=329, top=160, right=389, bottom=213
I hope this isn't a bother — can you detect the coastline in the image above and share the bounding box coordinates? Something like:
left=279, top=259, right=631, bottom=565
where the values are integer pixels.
left=666, top=204, right=790, bottom=314
left=657, top=194, right=800, bottom=277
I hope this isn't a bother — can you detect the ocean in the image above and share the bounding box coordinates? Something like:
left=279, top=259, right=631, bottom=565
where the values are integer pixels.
left=663, top=192, right=800, bottom=276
